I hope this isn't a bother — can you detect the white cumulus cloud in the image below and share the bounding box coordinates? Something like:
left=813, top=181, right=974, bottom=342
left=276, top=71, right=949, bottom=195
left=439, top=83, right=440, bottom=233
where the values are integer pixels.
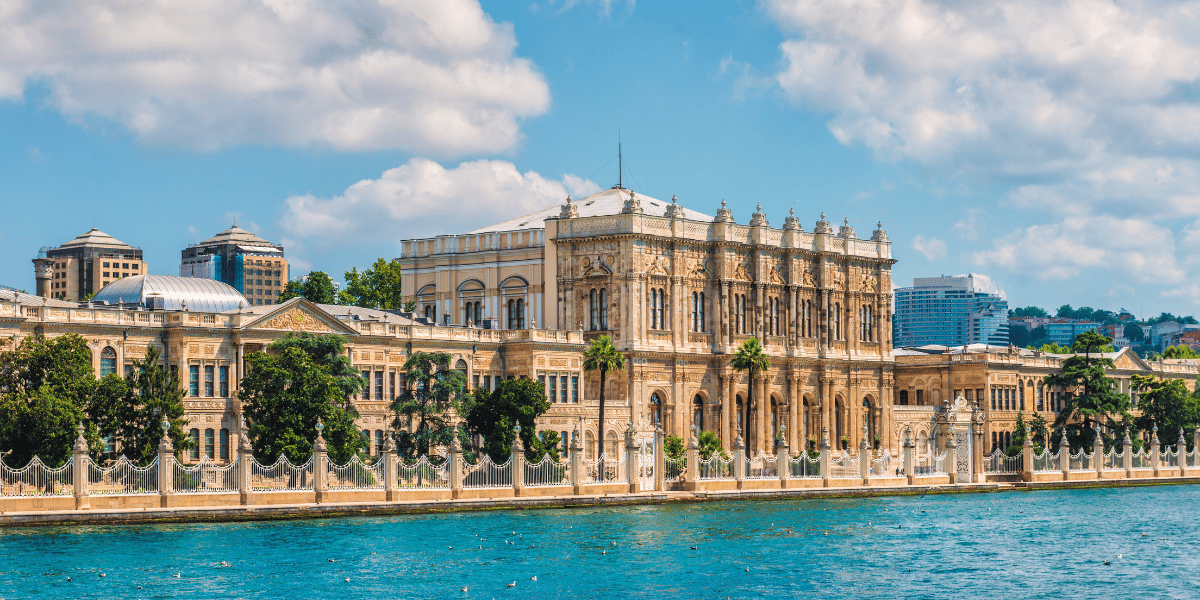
left=0, top=0, right=550, bottom=155
left=281, top=157, right=600, bottom=252
left=912, top=235, right=946, bottom=261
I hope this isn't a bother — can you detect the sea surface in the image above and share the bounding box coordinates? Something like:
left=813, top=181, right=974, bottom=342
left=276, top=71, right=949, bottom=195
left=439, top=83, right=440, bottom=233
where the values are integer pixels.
left=2, top=485, right=1199, bottom=599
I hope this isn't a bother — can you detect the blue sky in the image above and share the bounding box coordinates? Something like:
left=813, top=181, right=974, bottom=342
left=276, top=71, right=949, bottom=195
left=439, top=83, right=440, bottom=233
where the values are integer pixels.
left=2, top=0, right=1199, bottom=318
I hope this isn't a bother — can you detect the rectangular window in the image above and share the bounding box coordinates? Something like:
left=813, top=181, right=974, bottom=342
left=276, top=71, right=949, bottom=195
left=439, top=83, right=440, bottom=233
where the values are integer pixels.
left=190, top=429, right=200, bottom=460
left=123, top=263, right=129, bottom=269
left=205, top=429, right=215, bottom=459
left=538, top=374, right=546, bottom=398
left=219, top=366, right=229, bottom=397
left=103, top=271, right=110, bottom=278
left=204, top=365, right=214, bottom=397
left=548, top=375, right=556, bottom=403
left=473, top=374, right=480, bottom=390
left=362, top=370, right=370, bottom=399
left=976, top=389, right=984, bottom=405
left=375, top=430, right=383, bottom=455
left=484, top=375, right=492, bottom=391
left=390, top=372, right=395, bottom=399
left=189, top=365, right=199, bottom=397
left=375, top=371, right=383, bottom=400
left=220, top=429, right=229, bottom=461
left=572, top=376, right=579, bottom=403
left=560, top=376, right=568, bottom=403
left=132, top=264, right=138, bottom=271
left=954, top=389, right=962, bottom=401
left=916, top=390, right=924, bottom=405
left=103, top=262, right=109, bottom=268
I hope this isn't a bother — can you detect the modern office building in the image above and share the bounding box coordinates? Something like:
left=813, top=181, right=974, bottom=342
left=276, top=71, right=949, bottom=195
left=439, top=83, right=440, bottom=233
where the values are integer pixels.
left=33, top=228, right=147, bottom=301
left=180, top=226, right=289, bottom=306
left=894, top=274, right=1009, bottom=347
left=1043, top=318, right=1100, bottom=347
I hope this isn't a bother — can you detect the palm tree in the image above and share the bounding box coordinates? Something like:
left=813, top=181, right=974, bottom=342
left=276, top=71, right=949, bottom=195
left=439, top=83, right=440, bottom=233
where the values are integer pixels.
left=730, top=337, right=770, bottom=448
left=583, top=335, right=626, bottom=473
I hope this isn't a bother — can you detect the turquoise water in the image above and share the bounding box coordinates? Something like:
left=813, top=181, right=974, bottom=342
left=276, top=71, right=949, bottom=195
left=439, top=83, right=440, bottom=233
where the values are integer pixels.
left=3, top=486, right=1200, bottom=598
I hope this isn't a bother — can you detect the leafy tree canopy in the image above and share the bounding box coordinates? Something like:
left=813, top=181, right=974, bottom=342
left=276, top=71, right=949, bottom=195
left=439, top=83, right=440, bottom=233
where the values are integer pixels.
left=239, top=347, right=363, bottom=464
left=664, top=434, right=685, bottom=461
left=698, top=430, right=728, bottom=460
left=267, top=332, right=364, bottom=403
left=1131, top=375, right=1200, bottom=448
left=339, top=258, right=412, bottom=311
left=390, top=351, right=467, bottom=458
left=1124, top=323, right=1146, bottom=342
left=279, top=271, right=339, bottom=304
left=0, top=334, right=111, bottom=466
left=583, top=335, right=625, bottom=459
left=463, top=377, right=551, bottom=462
left=1044, top=331, right=1131, bottom=449
left=1010, top=306, right=1049, bottom=318
left=1161, top=345, right=1199, bottom=360
left=109, top=346, right=193, bottom=465
left=1028, top=341, right=1071, bottom=354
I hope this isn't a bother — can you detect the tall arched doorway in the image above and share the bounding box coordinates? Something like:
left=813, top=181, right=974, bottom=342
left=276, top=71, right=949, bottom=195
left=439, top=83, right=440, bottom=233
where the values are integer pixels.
left=692, top=395, right=704, bottom=435
left=863, top=397, right=875, bottom=448
left=649, top=393, right=663, bottom=430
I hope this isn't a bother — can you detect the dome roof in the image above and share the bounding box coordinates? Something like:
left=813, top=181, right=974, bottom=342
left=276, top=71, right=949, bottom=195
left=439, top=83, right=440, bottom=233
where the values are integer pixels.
left=91, top=275, right=249, bottom=312
left=55, top=227, right=138, bottom=250
left=197, top=226, right=275, bottom=247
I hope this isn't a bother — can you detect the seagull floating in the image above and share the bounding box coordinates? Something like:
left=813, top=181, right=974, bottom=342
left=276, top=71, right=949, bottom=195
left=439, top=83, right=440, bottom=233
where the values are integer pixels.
left=174, top=574, right=181, bottom=578
left=745, top=567, right=749, bottom=572
left=530, top=576, right=537, bottom=581
left=448, top=546, right=453, bottom=550
left=99, top=573, right=106, bottom=578
left=461, top=586, right=467, bottom=592
left=344, top=578, right=350, bottom=583
left=507, top=582, right=516, bottom=587
left=690, top=546, right=698, bottom=550
left=328, top=559, right=336, bottom=563
left=1104, top=561, right=1111, bottom=565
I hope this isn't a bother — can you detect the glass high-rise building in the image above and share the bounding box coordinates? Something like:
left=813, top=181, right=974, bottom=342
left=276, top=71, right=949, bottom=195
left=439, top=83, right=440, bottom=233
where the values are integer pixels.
left=180, top=226, right=288, bottom=306
left=894, top=274, right=1009, bottom=347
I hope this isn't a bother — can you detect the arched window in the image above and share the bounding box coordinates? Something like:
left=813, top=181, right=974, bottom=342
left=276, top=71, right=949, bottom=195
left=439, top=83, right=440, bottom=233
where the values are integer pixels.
left=693, top=394, right=704, bottom=432
left=863, top=397, right=874, bottom=445
left=649, top=289, right=658, bottom=330
left=736, top=294, right=747, bottom=334
left=770, top=398, right=778, bottom=440
left=698, top=292, right=705, bottom=332
left=771, top=297, right=780, bottom=336
left=463, top=301, right=482, bottom=325
left=861, top=305, right=873, bottom=341
left=691, top=292, right=699, bottom=332
left=507, top=298, right=526, bottom=329
left=735, top=396, right=744, bottom=434
left=649, top=393, right=663, bottom=428
left=599, top=288, right=608, bottom=329
left=802, top=299, right=812, bottom=337
left=590, top=289, right=599, bottom=331
left=100, top=347, right=117, bottom=377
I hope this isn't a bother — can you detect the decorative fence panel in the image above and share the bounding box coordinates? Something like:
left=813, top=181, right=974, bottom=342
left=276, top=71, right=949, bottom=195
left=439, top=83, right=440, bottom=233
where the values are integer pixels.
left=1068, top=451, right=1092, bottom=471
left=327, top=456, right=385, bottom=490
left=586, top=454, right=627, bottom=484
left=397, top=457, right=450, bottom=489
left=1103, top=451, right=1123, bottom=471
left=698, top=453, right=733, bottom=480
left=524, top=455, right=570, bottom=487
left=984, top=451, right=1022, bottom=474
left=0, top=457, right=72, bottom=497
left=1190, top=450, right=1199, bottom=468
left=746, top=453, right=778, bottom=480
left=790, top=453, right=822, bottom=478
left=662, top=456, right=685, bottom=485
left=1162, top=448, right=1178, bottom=467
left=251, top=456, right=313, bottom=491
left=90, top=456, right=158, bottom=495
left=869, top=451, right=894, bottom=477
left=1132, top=451, right=1152, bottom=469
left=173, top=458, right=238, bottom=494
left=830, top=452, right=860, bottom=479
left=463, top=456, right=512, bottom=489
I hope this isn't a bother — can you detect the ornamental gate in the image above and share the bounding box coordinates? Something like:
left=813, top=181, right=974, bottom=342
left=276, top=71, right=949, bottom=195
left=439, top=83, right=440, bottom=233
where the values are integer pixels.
left=638, top=439, right=656, bottom=491
left=955, top=426, right=973, bottom=481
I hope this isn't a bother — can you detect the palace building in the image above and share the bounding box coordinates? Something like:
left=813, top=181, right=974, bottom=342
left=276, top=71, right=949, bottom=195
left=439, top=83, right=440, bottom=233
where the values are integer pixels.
left=399, top=187, right=897, bottom=456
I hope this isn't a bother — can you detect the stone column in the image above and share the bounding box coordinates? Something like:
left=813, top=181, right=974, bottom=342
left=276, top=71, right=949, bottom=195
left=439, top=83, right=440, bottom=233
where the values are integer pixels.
left=313, top=420, right=328, bottom=504
left=1060, top=429, right=1071, bottom=482
left=625, top=425, right=639, bottom=493
left=1021, top=431, right=1034, bottom=483
left=1092, top=424, right=1103, bottom=481
left=72, top=424, right=89, bottom=510
left=238, top=430, right=254, bottom=506
left=684, top=430, right=700, bottom=492
left=859, top=426, right=871, bottom=486
left=1178, top=427, right=1188, bottom=478
left=569, top=429, right=584, bottom=495
left=903, top=428, right=915, bottom=486
left=1122, top=429, right=1133, bottom=479
left=157, top=421, right=174, bottom=508
left=451, top=437, right=465, bottom=499
left=1150, top=425, right=1162, bottom=478
left=733, top=428, right=746, bottom=490
left=511, top=429, right=525, bottom=496
left=654, top=426, right=665, bottom=492
left=777, top=429, right=791, bottom=489
left=820, top=426, right=833, bottom=488
left=383, top=434, right=399, bottom=501
left=945, top=429, right=958, bottom=485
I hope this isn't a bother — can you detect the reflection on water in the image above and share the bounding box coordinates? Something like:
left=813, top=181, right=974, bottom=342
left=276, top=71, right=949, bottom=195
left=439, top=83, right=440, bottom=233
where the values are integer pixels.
left=3, top=486, right=1200, bottom=598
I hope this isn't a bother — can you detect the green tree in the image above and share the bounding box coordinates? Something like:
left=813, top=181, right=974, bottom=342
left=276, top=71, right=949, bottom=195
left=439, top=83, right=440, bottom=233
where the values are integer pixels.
left=698, top=430, right=728, bottom=460
left=1043, top=330, right=1132, bottom=449
left=267, top=333, right=364, bottom=402
left=280, top=272, right=339, bottom=304
left=1011, top=306, right=1049, bottom=318
left=339, top=258, right=407, bottom=310
left=1124, top=323, right=1145, bottom=343
left=730, top=337, right=770, bottom=442
left=0, top=334, right=110, bottom=466
left=239, top=347, right=363, bottom=464
left=583, top=335, right=626, bottom=460
left=390, top=351, right=467, bottom=458
left=1131, top=375, right=1200, bottom=446
left=112, top=347, right=193, bottom=465
left=1029, top=412, right=1050, bottom=450
left=1008, top=411, right=1028, bottom=456
left=1161, top=345, right=1199, bottom=360
left=277, top=280, right=304, bottom=302
left=462, top=377, right=550, bottom=462
left=664, top=434, right=685, bottom=461
left=1029, top=341, right=1071, bottom=354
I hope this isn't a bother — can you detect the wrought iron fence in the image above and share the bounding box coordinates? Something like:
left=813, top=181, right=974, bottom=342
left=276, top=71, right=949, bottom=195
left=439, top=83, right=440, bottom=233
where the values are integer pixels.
left=830, top=451, right=860, bottom=478
left=397, top=456, right=450, bottom=489
left=789, top=453, right=822, bottom=478
left=869, top=451, right=894, bottom=476
left=327, top=456, right=384, bottom=490
left=463, top=456, right=512, bottom=489
left=698, top=452, right=732, bottom=480
left=524, top=455, right=570, bottom=487
left=1068, top=450, right=1092, bottom=471
left=90, top=456, right=158, bottom=495
left=1131, top=451, right=1152, bottom=469
left=662, top=456, right=685, bottom=484
left=251, top=455, right=313, bottom=491
left=984, top=450, right=1022, bottom=474
left=0, top=456, right=72, bottom=497
left=745, top=452, right=777, bottom=480
left=173, top=457, right=238, bottom=494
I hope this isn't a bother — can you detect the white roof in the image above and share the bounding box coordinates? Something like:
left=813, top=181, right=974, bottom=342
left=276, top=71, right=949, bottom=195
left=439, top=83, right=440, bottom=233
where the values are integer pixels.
left=92, top=275, right=249, bottom=312
left=468, top=187, right=713, bottom=234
